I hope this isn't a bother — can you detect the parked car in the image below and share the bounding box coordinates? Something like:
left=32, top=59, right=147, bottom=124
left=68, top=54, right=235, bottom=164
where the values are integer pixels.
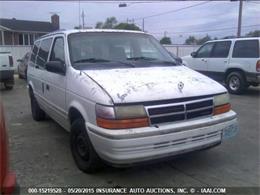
left=0, top=101, right=16, bottom=194
left=0, top=52, right=14, bottom=90
left=17, top=52, right=31, bottom=79
left=182, top=37, right=260, bottom=94
left=27, top=29, right=238, bottom=173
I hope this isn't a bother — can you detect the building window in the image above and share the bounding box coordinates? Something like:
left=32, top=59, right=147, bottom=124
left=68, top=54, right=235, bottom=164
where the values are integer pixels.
left=30, top=34, right=34, bottom=45
left=24, top=34, right=29, bottom=45
left=0, top=31, right=3, bottom=45
left=19, top=33, right=23, bottom=45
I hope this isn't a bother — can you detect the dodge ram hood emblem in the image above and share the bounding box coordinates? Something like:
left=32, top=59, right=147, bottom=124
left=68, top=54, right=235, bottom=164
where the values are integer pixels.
left=178, top=81, right=184, bottom=92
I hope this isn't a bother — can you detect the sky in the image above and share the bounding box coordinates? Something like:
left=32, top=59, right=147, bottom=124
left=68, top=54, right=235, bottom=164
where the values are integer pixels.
left=0, top=0, right=259, bottom=44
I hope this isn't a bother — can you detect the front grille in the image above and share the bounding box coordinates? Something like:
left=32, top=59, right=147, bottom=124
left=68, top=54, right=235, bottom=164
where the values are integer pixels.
left=147, top=98, right=213, bottom=125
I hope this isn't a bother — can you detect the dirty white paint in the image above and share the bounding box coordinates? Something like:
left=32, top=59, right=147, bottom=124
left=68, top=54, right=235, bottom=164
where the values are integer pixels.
left=84, top=66, right=227, bottom=104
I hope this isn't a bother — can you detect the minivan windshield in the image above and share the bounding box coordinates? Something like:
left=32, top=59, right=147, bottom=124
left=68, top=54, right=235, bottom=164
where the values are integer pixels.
left=68, top=32, right=177, bottom=69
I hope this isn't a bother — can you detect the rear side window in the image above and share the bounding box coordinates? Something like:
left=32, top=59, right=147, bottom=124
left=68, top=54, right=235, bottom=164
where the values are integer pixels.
left=36, top=38, right=52, bottom=67
left=30, top=41, right=40, bottom=63
left=196, top=42, right=214, bottom=58
left=50, top=37, right=65, bottom=63
left=232, top=40, right=259, bottom=58
left=211, top=41, right=231, bottom=58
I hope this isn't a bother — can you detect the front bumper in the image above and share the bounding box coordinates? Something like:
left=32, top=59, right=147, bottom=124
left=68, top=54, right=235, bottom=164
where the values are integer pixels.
left=87, top=111, right=238, bottom=165
left=0, top=70, right=14, bottom=82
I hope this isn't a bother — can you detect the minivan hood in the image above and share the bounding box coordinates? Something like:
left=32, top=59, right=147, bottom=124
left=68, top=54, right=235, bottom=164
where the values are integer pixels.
left=84, top=66, right=226, bottom=104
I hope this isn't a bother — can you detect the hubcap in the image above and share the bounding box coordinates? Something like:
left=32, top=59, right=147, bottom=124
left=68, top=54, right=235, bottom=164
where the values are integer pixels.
left=76, top=133, right=89, bottom=160
left=229, top=76, right=240, bottom=91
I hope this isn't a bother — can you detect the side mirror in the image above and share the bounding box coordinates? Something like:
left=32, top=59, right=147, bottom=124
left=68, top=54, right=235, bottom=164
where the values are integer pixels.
left=45, top=61, right=66, bottom=75
left=17, top=59, right=23, bottom=62
left=191, top=51, right=197, bottom=58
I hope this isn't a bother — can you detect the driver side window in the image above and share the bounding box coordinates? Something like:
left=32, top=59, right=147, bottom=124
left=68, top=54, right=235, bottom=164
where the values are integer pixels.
left=196, top=43, right=214, bottom=58
left=50, top=37, right=65, bottom=63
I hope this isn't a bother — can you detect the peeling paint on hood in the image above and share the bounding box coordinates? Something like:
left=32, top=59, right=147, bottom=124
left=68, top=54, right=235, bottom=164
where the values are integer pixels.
left=84, top=66, right=227, bottom=104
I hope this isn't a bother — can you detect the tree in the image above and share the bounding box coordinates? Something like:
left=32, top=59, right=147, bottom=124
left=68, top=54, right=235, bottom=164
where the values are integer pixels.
left=197, top=34, right=211, bottom=45
left=114, top=23, right=141, bottom=31
left=95, top=22, right=103, bottom=29
left=95, top=17, right=141, bottom=31
left=245, top=30, right=260, bottom=37
left=160, top=37, right=172, bottom=44
left=185, top=36, right=197, bottom=45
left=102, top=17, right=117, bottom=29
left=185, top=35, right=212, bottom=45
left=95, top=17, right=117, bottom=29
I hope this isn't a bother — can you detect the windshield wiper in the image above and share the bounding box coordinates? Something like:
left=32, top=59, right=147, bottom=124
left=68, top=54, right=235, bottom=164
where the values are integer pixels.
left=127, top=56, right=157, bottom=61
left=73, top=58, right=136, bottom=69
left=73, top=58, right=111, bottom=63
left=157, top=60, right=178, bottom=65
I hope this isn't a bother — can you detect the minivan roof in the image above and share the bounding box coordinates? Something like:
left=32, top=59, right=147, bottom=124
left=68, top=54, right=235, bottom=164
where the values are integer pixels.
left=40, top=29, right=146, bottom=39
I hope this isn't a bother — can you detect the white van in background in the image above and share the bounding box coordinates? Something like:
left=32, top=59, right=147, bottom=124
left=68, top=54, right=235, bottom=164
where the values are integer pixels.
left=182, top=38, right=260, bottom=94
left=0, top=52, right=14, bottom=90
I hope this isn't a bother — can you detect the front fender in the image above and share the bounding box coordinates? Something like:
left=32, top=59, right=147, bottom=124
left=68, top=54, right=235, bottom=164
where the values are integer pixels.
left=27, top=80, right=35, bottom=95
left=67, top=100, right=92, bottom=125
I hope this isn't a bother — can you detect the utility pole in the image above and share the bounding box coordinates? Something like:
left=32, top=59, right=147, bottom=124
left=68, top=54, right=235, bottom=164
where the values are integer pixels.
left=142, top=18, right=145, bottom=32
left=164, top=31, right=167, bottom=37
left=78, top=0, right=81, bottom=28
left=237, top=0, right=243, bottom=37
left=81, top=10, right=85, bottom=29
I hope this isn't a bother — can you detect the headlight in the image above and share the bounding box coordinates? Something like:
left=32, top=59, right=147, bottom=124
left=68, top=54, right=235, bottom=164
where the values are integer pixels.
left=115, top=105, right=147, bottom=119
left=214, top=93, right=230, bottom=106
left=95, top=104, right=148, bottom=129
left=213, top=93, right=231, bottom=115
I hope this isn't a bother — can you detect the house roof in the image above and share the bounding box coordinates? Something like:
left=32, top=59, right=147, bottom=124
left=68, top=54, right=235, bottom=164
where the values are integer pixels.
left=0, top=18, right=56, bottom=33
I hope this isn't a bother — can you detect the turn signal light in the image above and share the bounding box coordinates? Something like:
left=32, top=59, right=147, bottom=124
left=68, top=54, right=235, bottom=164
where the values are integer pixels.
left=96, top=117, right=149, bottom=129
left=213, top=103, right=231, bottom=115
left=256, top=60, right=260, bottom=72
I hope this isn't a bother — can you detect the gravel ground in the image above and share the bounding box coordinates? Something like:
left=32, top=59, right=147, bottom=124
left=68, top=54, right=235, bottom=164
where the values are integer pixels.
left=1, top=76, right=259, bottom=193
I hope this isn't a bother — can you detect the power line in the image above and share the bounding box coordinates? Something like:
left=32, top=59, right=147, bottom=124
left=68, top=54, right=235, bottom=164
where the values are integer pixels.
left=133, top=1, right=210, bottom=20
left=80, top=1, right=170, bottom=3
left=150, top=24, right=260, bottom=35
left=247, top=1, right=260, bottom=5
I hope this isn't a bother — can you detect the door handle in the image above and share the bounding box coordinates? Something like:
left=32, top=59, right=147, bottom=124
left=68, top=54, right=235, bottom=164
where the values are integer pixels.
left=201, top=59, right=207, bottom=62
left=224, top=60, right=228, bottom=63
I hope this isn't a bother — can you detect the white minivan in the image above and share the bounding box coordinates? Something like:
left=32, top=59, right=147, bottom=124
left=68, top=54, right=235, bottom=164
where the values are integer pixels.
left=182, top=37, right=260, bottom=94
left=27, top=29, right=238, bottom=173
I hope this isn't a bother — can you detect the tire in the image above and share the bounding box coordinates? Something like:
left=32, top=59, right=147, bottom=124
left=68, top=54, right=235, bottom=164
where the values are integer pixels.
left=226, top=71, right=247, bottom=94
left=4, top=82, right=13, bottom=90
left=30, top=92, right=45, bottom=121
left=18, top=68, right=22, bottom=79
left=70, top=118, right=102, bottom=173
left=25, top=68, right=27, bottom=80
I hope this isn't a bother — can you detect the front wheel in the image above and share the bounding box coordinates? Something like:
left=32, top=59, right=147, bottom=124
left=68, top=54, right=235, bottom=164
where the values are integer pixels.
left=70, top=119, right=102, bottom=173
left=4, top=82, right=13, bottom=90
left=226, top=72, right=247, bottom=94
left=30, top=92, right=45, bottom=121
